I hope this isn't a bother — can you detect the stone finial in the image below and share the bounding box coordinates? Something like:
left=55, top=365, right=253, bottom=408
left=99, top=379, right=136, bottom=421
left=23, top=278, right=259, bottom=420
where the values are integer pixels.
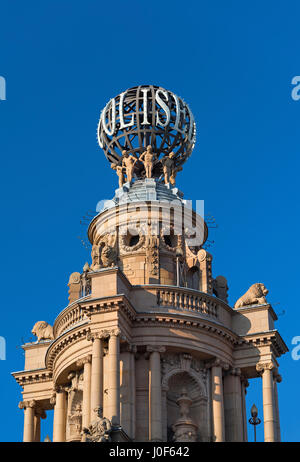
left=31, top=321, right=54, bottom=342
left=234, top=283, right=269, bottom=309
left=172, top=388, right=198, bottom=442
left=213, top=275, right=228, bottom=302
left=68, top=271, right=81, bottom=303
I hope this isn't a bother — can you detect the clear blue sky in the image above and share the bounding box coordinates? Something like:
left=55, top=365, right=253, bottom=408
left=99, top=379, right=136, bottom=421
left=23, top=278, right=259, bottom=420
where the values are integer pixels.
left=0, top=0, right=299, bottom=442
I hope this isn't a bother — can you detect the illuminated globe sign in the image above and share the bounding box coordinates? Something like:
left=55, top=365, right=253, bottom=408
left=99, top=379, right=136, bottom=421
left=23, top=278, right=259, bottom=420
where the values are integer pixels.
left=97, top=85, right=196, bottom=179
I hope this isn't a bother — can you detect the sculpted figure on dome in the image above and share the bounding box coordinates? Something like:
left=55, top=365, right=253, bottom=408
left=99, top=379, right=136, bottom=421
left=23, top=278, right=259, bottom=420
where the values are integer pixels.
left=161, top=151, right=175, bottom=184
left=170, top=165, right=182, bottom=186
left=111, top=163, right=125, bottom=188
left=121, top=150, right=138, bottom=183
left=140, top=145, right=158, bottom=178
left=81, top=407, right=112, bottom=442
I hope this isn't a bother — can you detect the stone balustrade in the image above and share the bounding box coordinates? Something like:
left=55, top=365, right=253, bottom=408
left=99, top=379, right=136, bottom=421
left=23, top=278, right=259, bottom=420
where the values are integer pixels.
left=155, top=286, right=219, bottom=318
left=54, top=285, right=230, bottom=338
left=54, top=304, right=87, bottom=338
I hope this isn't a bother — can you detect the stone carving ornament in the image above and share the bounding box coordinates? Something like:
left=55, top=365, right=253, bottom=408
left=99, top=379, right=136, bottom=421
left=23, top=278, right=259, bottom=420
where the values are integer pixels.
left=68, top=403, right=82, bottom=438
left=161, top=353, right=208, bottom=397
left=119, top=227, right=146, bottom=253
left=145, top=233, right=159, bottom=276
left=234, top=283, right=269, bottom=309
left=81, top=407, right=112, bottom=442
left=99, top=234, right=117, bottom=267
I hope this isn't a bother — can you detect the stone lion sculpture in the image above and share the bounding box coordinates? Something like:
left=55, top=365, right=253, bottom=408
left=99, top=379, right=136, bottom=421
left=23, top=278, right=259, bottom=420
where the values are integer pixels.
left=234, top=283, right=269, bottom=309
left=31, top=321, right=54, bottom=342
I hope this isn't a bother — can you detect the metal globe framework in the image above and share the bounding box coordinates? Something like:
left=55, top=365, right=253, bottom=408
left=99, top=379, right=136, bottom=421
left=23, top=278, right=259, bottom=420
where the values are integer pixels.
left=97, top=85, right=196, bottom=177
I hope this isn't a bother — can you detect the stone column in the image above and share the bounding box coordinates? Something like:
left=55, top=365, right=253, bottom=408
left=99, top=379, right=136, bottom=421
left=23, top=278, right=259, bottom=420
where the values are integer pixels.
left=108, top=328, right=121, bottom=424
left=273, top=372, right=282, bottom=442
left=77, top=355, right=92, bottom=428
left=130, top=345, right=136, bottom=440
left=210, top=360, right=226, bottom=442
left=120, top=343, right=136, bottom=439
left=256, top=362, right=276, bottom=442
left=19, top=400, right=36, bottom=442
left=34, top=407, right=46, bottom=442
left=147, top=345, right=166, bottom=442
left=52, top=387, right=67, bottom=442
left=223, top=368, right=244, bottom=441
left=241, top=377, right=249, bottom=442
left=162, top=385, right=168, bottom=442
left=87, top=331, right=108, bottom=421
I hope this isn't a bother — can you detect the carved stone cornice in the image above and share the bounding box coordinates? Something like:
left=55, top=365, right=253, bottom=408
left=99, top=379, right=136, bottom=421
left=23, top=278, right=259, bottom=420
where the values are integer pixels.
left=256, top=362, right=275, bottom=375
left=239, top=330, right=288, bottom=358
left=12, top=369, right=53, bottom=389
left=81, top=295, right=136, bottom=322
left=18, top=400, right=36, bottom=410
left=134, top=314, right=236, bottom=345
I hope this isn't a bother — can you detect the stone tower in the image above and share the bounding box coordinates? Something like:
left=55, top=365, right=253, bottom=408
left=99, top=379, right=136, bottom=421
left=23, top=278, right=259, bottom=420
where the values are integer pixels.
left=13, top=85, right=288, bottom=442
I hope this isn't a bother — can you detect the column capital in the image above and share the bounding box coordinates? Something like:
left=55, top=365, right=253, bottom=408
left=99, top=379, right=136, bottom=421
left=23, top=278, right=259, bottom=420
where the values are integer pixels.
left=146, top=345, right=166, bottom=354
left=76, top=354, right=92, bottom=367
left=256, top=362, right=275, bottom=375
left=241, top=376, right=249, bottom=388
left=225, top=367, right=241, bottom=377
left=18, top=400, right=36, bottom=410
left=53, top=384, right=67, bottom=394
left=35, top=406, right=46, bottom=419
left=109, top=328, right=122, bottom=337
left=205, top=358, right=230, bottom=370
left=87, top=329, right=110, bottom=342
left=274, top=372, right=282, bottom=383
left=121, top=343, right=137, bottom=354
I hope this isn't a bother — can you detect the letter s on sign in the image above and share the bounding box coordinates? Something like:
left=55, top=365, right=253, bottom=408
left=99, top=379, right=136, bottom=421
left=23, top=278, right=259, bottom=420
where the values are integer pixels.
left=291, top=76, right=300, bottom=101
left=291, top=336, right=300, bottom=360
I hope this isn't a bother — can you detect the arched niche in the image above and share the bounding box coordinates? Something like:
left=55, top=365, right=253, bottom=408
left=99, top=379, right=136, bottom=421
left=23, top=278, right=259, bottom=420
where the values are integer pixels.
left=186, top=266, right=200, bottom=290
